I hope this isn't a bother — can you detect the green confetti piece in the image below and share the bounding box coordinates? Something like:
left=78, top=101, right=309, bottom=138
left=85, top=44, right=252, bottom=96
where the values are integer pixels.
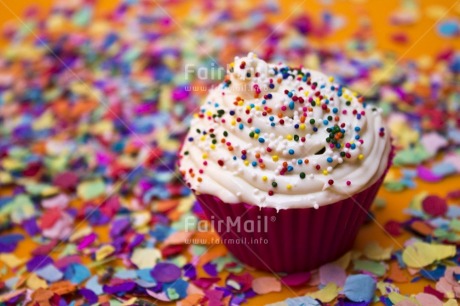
left=393, top=144, right=432, bottom=166
left=353, top=259, right=387, bottom=276
left=77, top=179, right=106, bottom=200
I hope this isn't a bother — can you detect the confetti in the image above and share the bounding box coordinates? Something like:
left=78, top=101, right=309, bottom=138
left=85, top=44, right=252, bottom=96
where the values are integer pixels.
left=307, top=282, right=340, bottom=303
left=252, top=277, right=282, bottom=294
left=402, top=241, right=456, bottom=268
left=0, top=0, right=459, bottom=305
left=342, top=274, right=376, bottom=303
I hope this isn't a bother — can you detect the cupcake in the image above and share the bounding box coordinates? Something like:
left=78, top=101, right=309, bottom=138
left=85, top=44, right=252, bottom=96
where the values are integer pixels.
left=179, top=52, right=393, bottom=272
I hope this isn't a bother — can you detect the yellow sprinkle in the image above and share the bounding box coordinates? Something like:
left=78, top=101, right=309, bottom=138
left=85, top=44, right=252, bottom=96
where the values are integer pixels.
left=358, top=154, right=364, bottom=160
left=254, top=133, right=259, bottom=139
left=255, top=105, right=260, bottom=110
left=262, top=176, right=268, bottom=182
left=230, top=62, right=234, bottom=68
left=193, top=114, right=199, bottom=118
left=300, top=124, right=306, bottom=130
left=286, top=134, right=293, bottom=141
left=328, top=76, right=334, bottom=82
left=231, top=119, right=236, bottom=126
left=244, top=160, right=250, bottom=166
left=202, top=154, right=208, bottom=159
left=323, top=170, right=328, bottom=175
left=304, top=91, right=309, bottom=96
left=206, top=111, right=212, bottom=116
left=200, top=136, right=206, bottom=141
left=238, top=101, right=244, bottom=106
left=272, top=155, right=279, bottom=162
left=286, top=184, right=292, bottom=190
left=210, top=144, right=215, bottom=150
left=246, top=105, right=251, bottom=110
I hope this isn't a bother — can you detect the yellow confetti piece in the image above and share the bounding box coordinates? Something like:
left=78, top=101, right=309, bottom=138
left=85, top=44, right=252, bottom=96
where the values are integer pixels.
left=0, top=254, right=26, bottom=269
left=333, top=251, right=352, bottom=270
left=307, top=282, right=339, bottom=303
left=131, top=248, right=161, bottom=269
left=388, top=292, right=417, bottom=305
left=402, top=241, right=456, bottom=268
left=32, top=110, right=55, bottom=131
left=26, top=274, right=48, bottom=290
left=363, top=242, right=392, bottom=261
left=376, top=281, right=400, bottom=296
left=69, top=226, right=93, bottom=242
left=95, top=245, right=115, bottom=261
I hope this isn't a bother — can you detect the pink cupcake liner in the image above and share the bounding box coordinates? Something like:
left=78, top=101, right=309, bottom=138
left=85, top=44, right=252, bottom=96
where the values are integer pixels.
left=196, top=147, right=394, bottom=273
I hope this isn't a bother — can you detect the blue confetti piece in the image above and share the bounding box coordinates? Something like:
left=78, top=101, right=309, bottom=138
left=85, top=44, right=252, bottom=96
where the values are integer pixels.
left=420, top=265, right=446, bottom=281
left=114, top=269, right=137, bottom=279
left=0, top=233, right=24, bottom=253
left=86, top=276, right=103, bottom=295
left=36, top=264, right=64, bottom=282
left=285, top=296, right=320, bottom=306
left=342, top=274, right=376, bottom=302
left=438, top=19, right=460, bottom=37
left=163, top=279, right=188, bottom=300
left=447, top=205, right=460, bottom=218
left=137, top=268, right=157, bottom=283
left=64, top=263, right=91, bottom=284
left=432, top=162, right=456, bottom=177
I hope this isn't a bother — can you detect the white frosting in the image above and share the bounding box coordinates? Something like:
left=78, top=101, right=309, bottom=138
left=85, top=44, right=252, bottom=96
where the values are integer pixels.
left=179, top=53, right=391, bottom=210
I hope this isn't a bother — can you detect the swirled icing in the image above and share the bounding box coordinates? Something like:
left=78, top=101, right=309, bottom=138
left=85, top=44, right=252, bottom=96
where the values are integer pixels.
left=179, top=53, right=391, bottom=210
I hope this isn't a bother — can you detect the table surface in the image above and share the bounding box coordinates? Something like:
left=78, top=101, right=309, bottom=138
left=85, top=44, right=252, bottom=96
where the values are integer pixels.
left=0, top=0, right=459, bottom=305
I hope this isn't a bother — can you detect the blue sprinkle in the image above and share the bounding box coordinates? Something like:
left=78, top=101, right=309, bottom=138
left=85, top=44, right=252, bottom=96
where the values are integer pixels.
left=258, top=138, right=265, bottom=143
left=333, top=107, right=338, bottom=113
left=323, top=119, right=329, bottom=125
left=239, top=123, right=244, bottom=130
left=288, top=149, right=295, bottom=155
left=327, top=157, right=333, bottom=163
left=297, top=159, right=303, bottom=165
left=289, top=101, right=295, bottom=110
left=355, top=126, right=361, bottom=132
left=287, top=166, right=293, bottom=171
left=252, top=161, right=257, bottom=167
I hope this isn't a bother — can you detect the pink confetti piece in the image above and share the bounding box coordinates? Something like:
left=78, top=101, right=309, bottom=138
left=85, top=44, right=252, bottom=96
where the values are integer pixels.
left=422, top=195, right=448, bottom=217
left=281, top=271, right=311, bottom=287
left=252, top=277, right=282, bottom=294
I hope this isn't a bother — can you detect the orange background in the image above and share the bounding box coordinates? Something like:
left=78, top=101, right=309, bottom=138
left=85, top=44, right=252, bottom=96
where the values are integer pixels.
left=1, top=0, right=459, bottom=305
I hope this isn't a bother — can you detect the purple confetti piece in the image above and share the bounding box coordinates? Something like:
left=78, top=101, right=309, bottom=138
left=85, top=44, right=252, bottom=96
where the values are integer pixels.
left=151, top=262, right=181, bottom=283
left=26, top=255, right=53, bottom=272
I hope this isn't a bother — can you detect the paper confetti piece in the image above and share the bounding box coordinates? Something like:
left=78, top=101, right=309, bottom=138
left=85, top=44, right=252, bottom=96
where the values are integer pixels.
left=319, top=263, right=346, bottom=287
left=151, top=262, right=182, bottom=283
left=422, top=195, right=448, bottom=217
left=252, top=277, right=282, bottom=295
left=402, top=241, right=456, bottom=268
left=353, top=259, right=387, bottom=276
left=130, top=248, right=161, bottom=269
left=77, top=179, right=106, bottom=200
left=285, top=296, right=320, bottom=306
left=307, top=282, right=339, bottom=303
left=363, top=242, right=392, bottom=261
left=388, top=261, right=408, bottom=283
left=281, top=272, right=311, bottom=287
left=36, top=264, right=64, bottom=282
left=414, top=293, right=443, bottom=306
left=342, top=274, right=376, bottom=302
